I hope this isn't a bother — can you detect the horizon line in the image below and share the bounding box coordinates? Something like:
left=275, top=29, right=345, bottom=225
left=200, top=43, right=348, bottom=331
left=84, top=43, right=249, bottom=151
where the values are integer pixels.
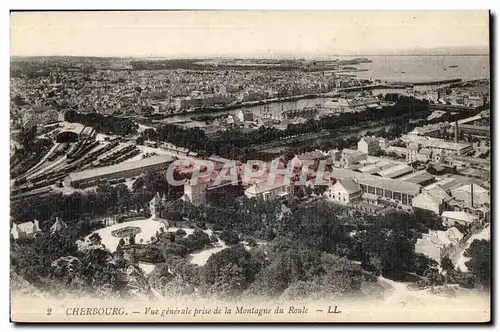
left=10, top=53, right=490, bottom=59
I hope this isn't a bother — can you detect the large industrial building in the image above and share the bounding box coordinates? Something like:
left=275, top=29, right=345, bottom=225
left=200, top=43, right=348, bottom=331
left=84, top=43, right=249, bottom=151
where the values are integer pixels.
left=401, top=135, right=473, bottom=156
left=64, top=154, right=175, bottom=188
left=330, top=168, right=422, bottom=206
left=55, top=123, right=95, bottom=143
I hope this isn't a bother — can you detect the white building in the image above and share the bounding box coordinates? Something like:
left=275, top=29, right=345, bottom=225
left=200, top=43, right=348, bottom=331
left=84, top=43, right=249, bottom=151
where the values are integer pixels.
left=50, top=217, right=67, bottom=234
left=358, top=137, right=380, bottom=155
left=182, top=180, right=210, bottom=206
left=291, top=150, right=328, bottom=169
left=378, top=138, right=390, bottom=150
left=341, top=149, right=367, bottom=167
left=412, top=192, right=445, bottom=215
left=11, top=219, right=42, bottom=240
left=401, top=135, right=473, bottom=156
left=149, top=192, right=165, bottom=217
left=415, top=227, right=464, bottom=263
left=330, top=167, right=421, bottom=206
left=244, top=182, right=293, bottom=201
left=325, top=178, right=363, bottom=204
left=441, top=211, right=478, bottom=228
left=236, top=109, right=254, bottom=122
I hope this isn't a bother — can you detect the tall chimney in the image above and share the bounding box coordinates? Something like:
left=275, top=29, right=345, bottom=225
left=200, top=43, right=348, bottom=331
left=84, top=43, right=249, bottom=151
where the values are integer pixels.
left=455, top=117, right=459, bottom=143
left=471, top=183, right=474, bottom=208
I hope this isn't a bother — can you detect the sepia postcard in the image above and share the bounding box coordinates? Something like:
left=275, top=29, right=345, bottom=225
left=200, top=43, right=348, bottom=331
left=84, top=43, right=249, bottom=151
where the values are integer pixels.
left=9, top=10, right=491, bottom=323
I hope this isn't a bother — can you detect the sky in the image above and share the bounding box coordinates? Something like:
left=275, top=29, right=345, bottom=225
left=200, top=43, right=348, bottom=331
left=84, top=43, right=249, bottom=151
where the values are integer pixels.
left=10, top=11, right=490, bottom=59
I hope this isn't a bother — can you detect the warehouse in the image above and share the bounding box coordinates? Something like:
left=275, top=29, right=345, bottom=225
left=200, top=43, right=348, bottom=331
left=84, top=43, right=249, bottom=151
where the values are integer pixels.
left=330, top=168, right=421, bottom=206
left=64, top=155, right=175, bottom=188
left=56, top=123, right=86, bottom=143
left=401, top=135, right=473, bottom=156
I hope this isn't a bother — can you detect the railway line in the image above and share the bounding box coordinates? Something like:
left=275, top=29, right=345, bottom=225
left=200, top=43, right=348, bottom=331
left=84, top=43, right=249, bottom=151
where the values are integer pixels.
left=11, top=136, right=143, bottom=199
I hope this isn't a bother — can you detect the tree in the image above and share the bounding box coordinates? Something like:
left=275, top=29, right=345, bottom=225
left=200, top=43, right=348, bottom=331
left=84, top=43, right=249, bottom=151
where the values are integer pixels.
left=219, top=230, right=240, bottom=245
left=204, top=245, right=257, bottom=298
left=440, top=256, right=454, bottom=273
left=464, top=239, right=490, bottom=288
left=89, top=233, right=102, bottom=245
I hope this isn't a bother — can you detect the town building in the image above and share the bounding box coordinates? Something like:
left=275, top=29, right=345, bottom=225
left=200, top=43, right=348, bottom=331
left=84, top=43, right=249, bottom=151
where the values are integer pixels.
left=50, top=217, right=67, bottom=234
left=291, top=150, right=329, bottom=169
left=357, top=137, right=380, bottom=155
left=236, top=108, right=254, bottom=122
left=330, top=167, right=421, bottom=206
left=11, top=219, right=42, bottom=240
left=450, top=183, right=490, bottom=208
left=149, top=192, right=168, bottom=218
left=244, top=181, right=293, bottom=201
left=161, top=143, right=189, bottom=156
left=401, top=135, right=473, bottom=156
left=182, top=179, right=211, bottom=206
left=327, top=149, right=342, bottom=164
left=385, top=146, right=409, bottom=158
left=441, top=211, right=478, bottom=228
left=398, top=170, right=436, bottom=187
left=378, top=138, right=390, bottom=150
left=412, top=191, right=446, bottom=215
left=377, top=164, right=414, bottom=179
left=341, top=149, right=367, bottom=167
left=272, top=108, right=319, bottom=122
left=415, top=227, right=464, bottom=263
left=325, top=178, right=363, bottom=204
left=408, top=123, right=445, bottom=138
left=64, top=154, right=175, bottom=188
left=463, top=95, right=484, bottom=108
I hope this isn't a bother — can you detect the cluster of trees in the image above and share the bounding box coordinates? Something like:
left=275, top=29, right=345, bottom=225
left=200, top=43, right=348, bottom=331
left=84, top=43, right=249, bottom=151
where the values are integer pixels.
left=137, top=95, right=431, bottom=159
left=161, top=197, right=284, bottom=241
left=195, top=238, right=374, bottom=300
left=124, top=228, right=212, bottom=265
left=11, top=172, right=184, bottom=228
left=463, top=239, right=490, bottom=288
left=149, top=197, right=447, bottom=283
left=64, top=110, right=138, bottom=136
left=11, top=184, right=135, bottom=226
left=11, top=166, right=490, bottom=300
left=136, top=93, right=485, bottom=161
left=146, top=239, right=372, bottom=300
left=288, top=124, right=406, bottom=157
left=11, top=224, right=128, bottom=298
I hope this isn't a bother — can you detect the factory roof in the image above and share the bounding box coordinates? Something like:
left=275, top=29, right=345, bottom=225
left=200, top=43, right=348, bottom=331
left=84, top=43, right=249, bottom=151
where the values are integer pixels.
left=59, top=122, right=85, bottom=135
left=457, top=115, right=483, bottom=125
left=341, top=148, right=359, bottom=155
left=67, top=154, right=175, bottom=183
left=441, top=211, right=476, bottom=224
left=418, top=148, right=432, bottom=155
left=401, top=135, right=472, bottom=151
left=438, top=176, right=485, bottom=192
left=358, top=164, right=382, bottom=174
left=329, top=168, right=421, bottom=195
left=245, top=180, right=290, bottom=195
left=81, top=126, right=95, bottom=137
left=295, top=150, right=328, bottom=161
left=336, top=178, right=362, bottom=194
left=387, top=146, right=409, bottom=154
left=378, top=164, right=414, bottom=179
left=399, top=170, right=435, bottom=185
